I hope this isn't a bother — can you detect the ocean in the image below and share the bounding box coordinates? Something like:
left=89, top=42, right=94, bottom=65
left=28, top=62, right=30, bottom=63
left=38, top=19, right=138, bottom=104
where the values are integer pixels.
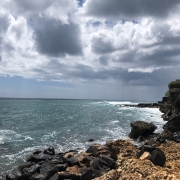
left=0, top=99, right=165, bottom=174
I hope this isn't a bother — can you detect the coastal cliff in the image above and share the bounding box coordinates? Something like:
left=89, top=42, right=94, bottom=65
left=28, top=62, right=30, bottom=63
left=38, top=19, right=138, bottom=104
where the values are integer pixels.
left=95, top=80, right=180, bottom=180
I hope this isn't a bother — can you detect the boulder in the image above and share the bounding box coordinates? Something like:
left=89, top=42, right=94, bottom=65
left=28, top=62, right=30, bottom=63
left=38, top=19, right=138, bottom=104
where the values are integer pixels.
left=99, top=155, right=115, bottom=169
left=129, top=121, right=157, bottom=139
left=86, top=144, right=110, bottom=156
left=163, top=114, right=180, bottom=132
left=157, top=130, right=173, bottom=143
left=137, top=145, right=156, bottom=158
left=90, top=158, right=110, bottom=171
left=66, top=156, right=80, bottom=166
left=150, top=148, right=166, bottom=167
left=78, top=152, right=92, bottom=166
left=40, top=160, right=58, bottom=180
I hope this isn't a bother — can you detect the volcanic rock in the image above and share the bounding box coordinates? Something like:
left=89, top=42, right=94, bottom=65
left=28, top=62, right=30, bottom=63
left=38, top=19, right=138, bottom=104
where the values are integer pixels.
left=129, top=121, right=157, bottom=139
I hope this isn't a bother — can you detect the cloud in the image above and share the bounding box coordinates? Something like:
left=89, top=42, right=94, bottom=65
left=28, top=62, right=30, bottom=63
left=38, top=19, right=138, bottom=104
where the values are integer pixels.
left=0, top=0, right=180, bottom=100
left=34, top=16, right=82, bottom=57
left=82, top=0, right=180, bottom=19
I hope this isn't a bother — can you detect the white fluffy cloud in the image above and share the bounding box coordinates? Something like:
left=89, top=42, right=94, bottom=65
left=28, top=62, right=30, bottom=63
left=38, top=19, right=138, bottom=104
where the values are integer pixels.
left=0, top=0, right=180, bottom=89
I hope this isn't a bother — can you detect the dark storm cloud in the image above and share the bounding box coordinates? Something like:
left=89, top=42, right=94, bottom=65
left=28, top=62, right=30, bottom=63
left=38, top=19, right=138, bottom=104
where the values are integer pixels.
left=33, top=16, right=82, bottom=57
left=98, top=55, right=109, bottom=66
left=91, top=36, right=115, bottom=54
left=84, top=0, right=180, bottom=19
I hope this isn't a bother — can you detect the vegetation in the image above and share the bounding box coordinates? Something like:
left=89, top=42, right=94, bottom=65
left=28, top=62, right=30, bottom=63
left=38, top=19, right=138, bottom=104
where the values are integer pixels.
left=168, top=79, right=180, bottom=89
left=165, top=90, right=170, bottom=97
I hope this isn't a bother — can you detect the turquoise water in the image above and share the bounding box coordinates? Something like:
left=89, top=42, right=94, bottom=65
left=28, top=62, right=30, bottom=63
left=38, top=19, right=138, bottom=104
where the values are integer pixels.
left=0, top=99, right=164, bottom=174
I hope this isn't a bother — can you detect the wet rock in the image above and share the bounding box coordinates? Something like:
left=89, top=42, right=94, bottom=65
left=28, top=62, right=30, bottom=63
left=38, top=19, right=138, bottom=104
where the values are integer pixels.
left=43, top=147, right=55, bottom=155
left=40, top=160, right=58, bottom=180
left=63, top=151, right=78, bottom=159
left=90, top=158, right=110, bottom=171
left=0, top=175, right=5, bottom=180
left=6, top=171, right=21, bottom=180
left=136, top=135, right=144, bottom=142
left=78, top=152, right=92, bottom=166
left=86, top=144, right=109, bottom=156
left=17, top=163, right=33, bottom=173
left=129, top=121, right=157, bottom=139
left=99, top=155, right=115, bottom=169
left=157, top=130, right=173, bottom=143
left=38, top=153, right=54, bottom=161
left=49, top=173, right=59, bottom=180
left=56, top=163, right=67, bottom=171
left=27, top=153, right=39, bottom=162
left=144, top=137, right=157, bottom=146
left=51, top=158, right=63, bottom=164
left=23, top=164, right=41, bottom=174
left=173, top=131, right=180, bottom=142
left=163, top=114, right=180, bottom=132
left=66, top=156, right=80, bottom=166
left=88, top=139, right=95, bottom=142
left=150, top=148, right=166, bottom=167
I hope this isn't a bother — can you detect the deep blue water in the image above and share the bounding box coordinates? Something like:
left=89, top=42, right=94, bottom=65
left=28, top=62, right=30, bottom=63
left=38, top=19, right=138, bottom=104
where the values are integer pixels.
left=0, top=99, right=164, bottom=174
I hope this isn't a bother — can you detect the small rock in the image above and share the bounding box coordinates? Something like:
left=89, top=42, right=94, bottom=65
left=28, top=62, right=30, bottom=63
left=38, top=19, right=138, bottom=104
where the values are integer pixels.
left=86, top=144, right=109, bottom=156
left=139, top=151, right=151, bottom=160
left=173, top=131, right=180, bottom=142
left=6, top=171, right=21, bottom=180
left=43, top=147, right=55, bottom=155
left=66, top=157, right=80, bottom=166
left=136, top=135, right=144, bottom=142
left=56, top=164, right=67, bottom=171
left=150, top=148, right=166, bottom=167
left=31, top=174, right=45, bottom=180
left=88, top=139, right=95, bottom=142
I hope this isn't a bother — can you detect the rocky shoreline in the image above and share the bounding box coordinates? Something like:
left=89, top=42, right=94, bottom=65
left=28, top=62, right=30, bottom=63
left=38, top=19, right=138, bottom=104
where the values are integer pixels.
left=2, top=81, right=180, bottom=180
left=116, top=103, right=159, bottom=108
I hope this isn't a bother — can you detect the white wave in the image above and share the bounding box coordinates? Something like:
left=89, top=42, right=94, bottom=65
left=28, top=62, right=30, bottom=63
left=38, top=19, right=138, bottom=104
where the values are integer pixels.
left=0, top=130, right=17, bottom=143
left=109, top=120, right=119, bottom=125
left=0, top=137, right=5, bottom=145
left=24, top=136, right=33, bottom=140
left=107, top=101, right=139, bottom=106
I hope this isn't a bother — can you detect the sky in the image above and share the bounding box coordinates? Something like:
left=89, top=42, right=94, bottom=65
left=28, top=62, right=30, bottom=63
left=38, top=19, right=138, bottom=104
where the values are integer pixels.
left=0, top=0, right=180, bottom=100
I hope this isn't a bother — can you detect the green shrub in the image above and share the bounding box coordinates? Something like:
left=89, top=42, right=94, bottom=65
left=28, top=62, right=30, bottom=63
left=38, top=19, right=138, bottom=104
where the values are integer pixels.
left=168, top=79, right=180, bottom=89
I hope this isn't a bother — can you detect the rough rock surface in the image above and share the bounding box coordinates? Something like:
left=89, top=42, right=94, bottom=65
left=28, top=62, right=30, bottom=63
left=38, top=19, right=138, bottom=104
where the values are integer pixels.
left=94, top=140, right=180, bottom=180
left=129, top=121, right=157, bottom=139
